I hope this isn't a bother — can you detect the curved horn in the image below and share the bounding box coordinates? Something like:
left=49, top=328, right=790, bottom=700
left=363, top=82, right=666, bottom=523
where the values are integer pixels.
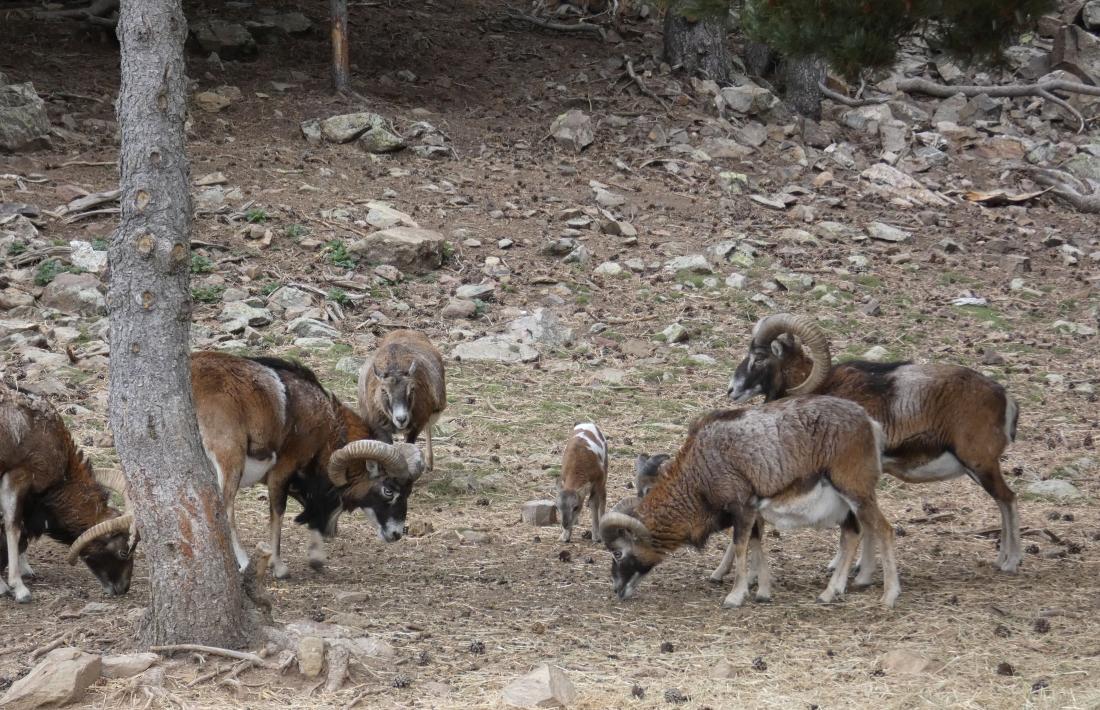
left=329, top=439, right=425, bottom=485
left=67, top=514, right=133, bottom=565
left=599, top=510, right=651, bottom=544
left=609, top=496, right=641, bottom=515
left=751, top=313, right=832, bottom=396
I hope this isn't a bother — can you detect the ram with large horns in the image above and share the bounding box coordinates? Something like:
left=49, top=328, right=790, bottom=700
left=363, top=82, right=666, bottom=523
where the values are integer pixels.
left=726, top=313, right=1021, bottom=573
left=1, top=383, right=135, bottom=603
left=190, top=352, right=424, bottom=579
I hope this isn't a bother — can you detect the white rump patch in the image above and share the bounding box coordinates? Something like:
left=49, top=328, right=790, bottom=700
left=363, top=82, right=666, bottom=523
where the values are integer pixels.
left=1004, top=397, right=1018, bottom=443
left=757, top=481, right=852, bottom=530
left=573, top=423, right=607, bottom=466
left=887, top=452, right=967, bottom=482
left=242, top=455, right=277, bottom=487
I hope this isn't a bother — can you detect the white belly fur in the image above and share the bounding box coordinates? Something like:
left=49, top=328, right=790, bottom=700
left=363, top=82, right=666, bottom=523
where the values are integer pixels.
left=241, top=455, right=277, bottom=487
left=757, top=481, right=851, bottom=530
left=884, top=452, right=967, bottom=482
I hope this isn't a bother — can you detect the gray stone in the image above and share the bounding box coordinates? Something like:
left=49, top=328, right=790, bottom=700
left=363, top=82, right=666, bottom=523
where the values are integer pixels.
left=866, top=222, right=911, bottom=243
left=1063, top=153, right=1100, bottom=182
left=775, top=272, right=814, bottom=292
left=0, top=82, right=50, bottom=153
left=294, top=337, right=334, bottom=350
left=0, top=647, right=101, bottom=710
left=508, top=309, right=573, bottom=347
left=101, top=653, right=159, bottom=680
left=502, top=664, right=577, bottom=709
left=862, top=345, right=891, bottom=362
left=842, top=103, right=893, bottom=132
left=67, top=241, right=107, bottom=274
left=194, top=90, right=231, bottom=113
left=287, top=317, right=339, bottom=339
left=452, top=336, right=539, bottom=363
left=521, top=500, right=558, bottom=526
left=456, top=283, right=494, bottom=301
left=959, top=93, right=1002, bottom=123
left=320, top=112, right=390, bottom=144
left=1026, top=479, right=1082, bottom=501
left=550, top=110, right=594, bottom=152
left=441, top=299, right=477, bottom=319
left=297, top=637, right=325, bottom=678
left=699, top=137, right=753, bottom=160
left=358, top=125, right=406, bottom=154
left=1085, top=0, right=1100, bottom=30
left=661, top=323, right=688, bottom=344
left=717, top=84, right=778, bottom=116
left=689, top=353, right=718, bottom=366
left=725, top=272, right=747, bottom=289
left=364, top=202, right=417, bottom=229
left=563, top=244, right=590, bottom=265
left=267, top=286, right=313, bottom=311
left=663, top=254, right=712, bottom=274
left=931, top=93, right=967, bottom=124
left=300, top=119, right=322, bottom=144
left=879, top=120, right=909, bottom=154
left=189, top=19, right=257, bottom=60
left=219, top=301, right=273, bottom=328
left=348, top=226, right=446, bottom=275
left=593, top=261, right=623, bottom=277
left=41, top=273, right=105, bottom=316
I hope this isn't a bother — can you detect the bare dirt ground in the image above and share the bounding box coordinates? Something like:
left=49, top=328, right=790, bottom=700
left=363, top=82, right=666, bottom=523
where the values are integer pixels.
left=2, top=0, right=1100, bottom=708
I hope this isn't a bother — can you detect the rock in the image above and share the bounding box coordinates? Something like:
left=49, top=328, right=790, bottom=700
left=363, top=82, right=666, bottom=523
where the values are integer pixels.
left=862, top=345, right=891, bottom=362
left=880, top=649, right=942, bottom=675
left=699, top=137, right=754, bottom=160
left=932, top=93, right=967, bottom=124
left=960, top=93, right=1002, bottom=123
left=711, top=660, right=738, bottom=679
left=358, top=124, right=406, bottom=154
left=297, top=637, right=325, bottom=678
left=67, top=241, right=107, bottom=274
left=373, top=264, right=402, bottom=282
left=253, top=11, right=312, bottom=35
left=267, top=286, right=313, bottom=312
left=842, top=103, right=893, bottom=132
left=0, top=82, right=50, bottom=153
left=101, top=653, right=158, bottom=680
left=599, top=219, right=636, bottom=237
left=1026, top=480, right=1082, bottom=501
left=294, top=337, right=334, bottom=350
left=1063, top=153, right=1100, bottom=182
left=717, top=84, right=779, bottom=116
left=1051, top=25, right=1100, bottom=86
left=189, top=19, right=257, bottom=60
left=1085, top=0, right=1100, bottom=30
left=660, top=323, right=688, bottom=344
left=549, top=110, right=594, bottom=152
left=521, top=500, right=558, bottom=526
left=689, top=353, right=718, bottom=366
left=879, top=120, right=908, bottom=154
left=348, top=227, right=446, bottom=275
left=452, top=336, right=538, bottom=363
left=456, top=529, right=492, bottom=544
left=441, top=299, right=477, bottom=319
left=287, top=317, right=339, bottom=339
left=663, top=254, right=712, bottom=275
left=775, top=273, right=814, bottom=292
left=319, top=112, right=390, bottom=144
left=219, top=301, right=273, bottom=328
left=456, top=283, right=494, bottom=301
left=502, top=664, right=577, bottom=709
left=364, top=202, right=418, bottom=229
left=725, top=273, right=747, bottom=289
left=300, top=119, right=322, bottom=144
left=194, top=90, right=230, bottom=113
left=0, top=647, right=101, bottom=710
left=866, top=222, right=911, bottom=244
left=935, top=59, right=964, bottom=84
left=593, top=261, right=623, bottom=277
left=41, top=273, right=105, bottom=316
left=1052, top=320, right=1097, bottom=336
left=509, top=309, right=573, bottom=347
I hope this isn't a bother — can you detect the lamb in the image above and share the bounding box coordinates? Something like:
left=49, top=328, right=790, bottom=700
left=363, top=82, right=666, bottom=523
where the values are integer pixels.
left=191, top=352, right=424, bottom=579
left=726, top=313, right=1021, bottom=572
left=1, top=383, right=135, bottom=603
left=358, top=329, right=447, bottom=471
left=600, top=398, right=900, bottom=608
left=556, top=423, right=608, bottom=543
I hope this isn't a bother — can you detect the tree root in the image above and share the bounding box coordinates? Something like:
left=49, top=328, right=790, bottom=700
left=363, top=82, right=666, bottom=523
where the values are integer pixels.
left=150, top=644, right=281, bottom=669
left=504, top=10, right=607, bottom=41
left=817, top=82, right=888, bottom=107
left=35, top=0, right=119, bottom=26
left=896, top=78, right=1100, bottom=134
left=1022, top=166, right=1100, bottom=213
left=622, top=55, right=669, bottom=111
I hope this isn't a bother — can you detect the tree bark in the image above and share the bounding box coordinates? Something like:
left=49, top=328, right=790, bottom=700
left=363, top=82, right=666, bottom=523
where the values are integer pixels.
left=113, top=0, right=250, bottom=647
left=663, top=4, right=734, bottom=86
left=331, top=0, right=350, bottom=93
left=780, top=54, right=826, bottom=119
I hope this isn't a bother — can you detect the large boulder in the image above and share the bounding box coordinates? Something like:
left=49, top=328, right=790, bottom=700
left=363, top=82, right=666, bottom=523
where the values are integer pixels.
left=549, top=110, right=594, bottom=152
left=452, top=336, right=538, bottom=364
left=348, top=227, right=446, bottom=275
left=319, top=112, right=389, bottom=144
left=0, top=647, right=101, bottom=710
left=0, top=82, right=50, bottom=153
left=189, top=19, right=257, bottom=60
left=41, top=273, right=105, bottom=316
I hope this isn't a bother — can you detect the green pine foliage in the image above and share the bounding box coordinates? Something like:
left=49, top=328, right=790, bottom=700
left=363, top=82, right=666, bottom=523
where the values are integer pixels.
left=663, top=0, right=1054, bottom=80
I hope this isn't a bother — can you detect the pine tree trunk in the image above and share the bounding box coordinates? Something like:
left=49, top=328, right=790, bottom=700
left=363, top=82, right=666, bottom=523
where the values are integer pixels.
left=113, top=0, right=250, bottom=647
left=330, top=0, right=350, bottom=92
left=663, top=4, right=734, bottom=86
left=781, top=54, right=826, bottom=119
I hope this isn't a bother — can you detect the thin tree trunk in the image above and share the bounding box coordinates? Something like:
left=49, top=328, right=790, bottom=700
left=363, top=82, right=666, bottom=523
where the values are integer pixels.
left=781, top=54, right=826, bottom=119
left=331, top=0, right=350, bottom=93
left=113, top=0, right=250, bottom=647
left=663, top=4, right=734, bottom=86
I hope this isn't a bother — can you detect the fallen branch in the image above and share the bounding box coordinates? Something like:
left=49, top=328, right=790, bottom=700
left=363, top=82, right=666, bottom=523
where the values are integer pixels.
left=1022, top=166, right=1100, bottom=213
left=35, top=0, right=118, bottom=25
left=150, top=644, right=279, bottom=669
left=896, top=77, right=1100, bottom=134
left=623, top=56, right=669, bottom=111
left=817, top=81, right=888, bottom=107
left=504, top=10, right=607, bottom=41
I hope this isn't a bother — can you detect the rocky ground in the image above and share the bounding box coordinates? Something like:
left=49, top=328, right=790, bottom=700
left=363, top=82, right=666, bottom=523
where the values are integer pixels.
left=2, top=0, right=1100, bottom=708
